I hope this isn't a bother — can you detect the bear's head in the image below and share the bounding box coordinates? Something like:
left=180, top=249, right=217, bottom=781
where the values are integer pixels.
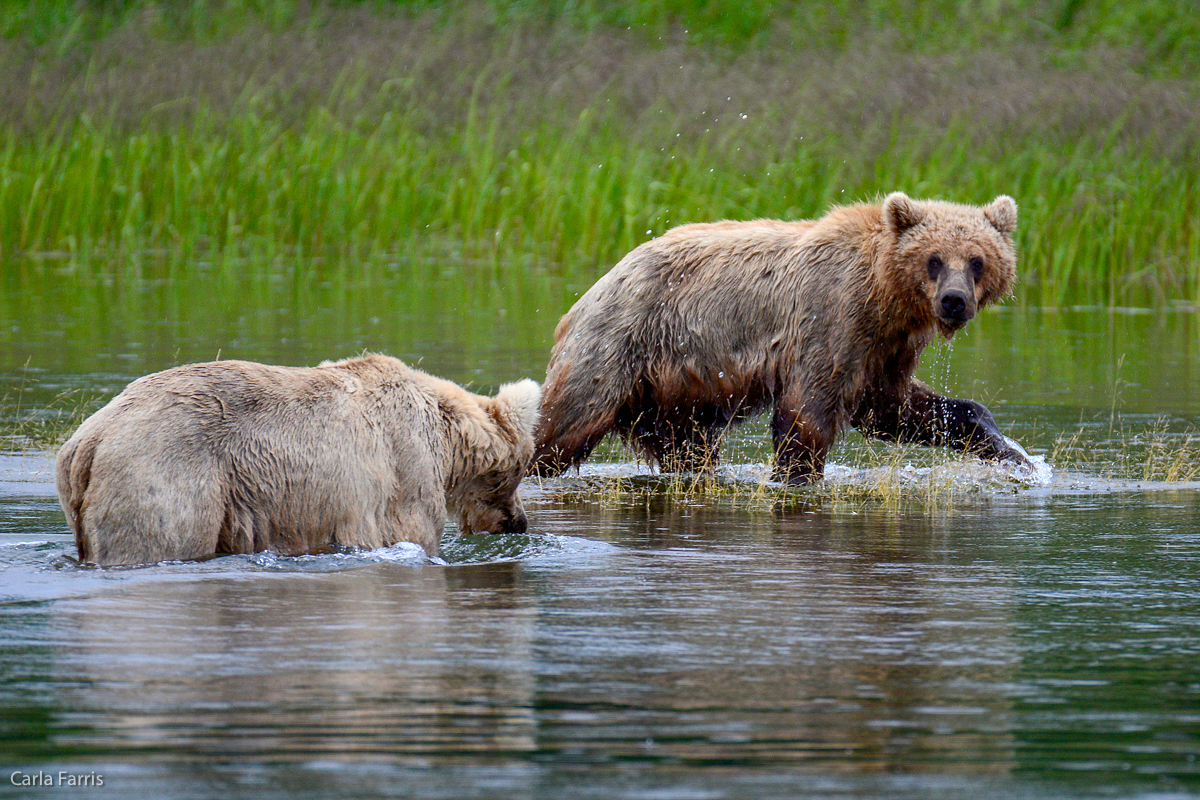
left=449, top=378, right=541, bottom=536
left=884, top=192, right=1018, bottom=339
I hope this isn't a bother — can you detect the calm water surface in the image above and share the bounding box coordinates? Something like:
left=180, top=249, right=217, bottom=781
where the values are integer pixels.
left=0, top=268, right=1198, bottom=799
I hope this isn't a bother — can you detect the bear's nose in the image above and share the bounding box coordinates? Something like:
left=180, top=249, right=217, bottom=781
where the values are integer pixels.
left=506, top=511, right=528, bottom=534
left=940, top=291, right=969, bottom=319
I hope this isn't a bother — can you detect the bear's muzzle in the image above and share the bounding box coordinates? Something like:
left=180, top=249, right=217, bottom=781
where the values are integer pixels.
left=938, top=289, right=974, bottom=327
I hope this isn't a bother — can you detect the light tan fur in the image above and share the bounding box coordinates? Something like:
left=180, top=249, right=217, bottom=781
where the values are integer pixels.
left=533, top=192, right=1028, bottom=484
left=56, top=354, right=540, bottom=566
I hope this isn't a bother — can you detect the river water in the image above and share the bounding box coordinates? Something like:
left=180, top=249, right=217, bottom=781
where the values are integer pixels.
left=0, top=267, right=1197, bottom=799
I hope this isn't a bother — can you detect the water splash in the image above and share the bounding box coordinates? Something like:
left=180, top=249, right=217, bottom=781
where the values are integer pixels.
left=1001, top=435, right=1053, bottom=485
left=219, top=542, right=435, bottom=572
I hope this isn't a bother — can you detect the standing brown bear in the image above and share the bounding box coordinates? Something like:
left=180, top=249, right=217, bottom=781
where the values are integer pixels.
left=532, top=192, right=1031, bottom=484
left=56, top=354, right=541, bottom=566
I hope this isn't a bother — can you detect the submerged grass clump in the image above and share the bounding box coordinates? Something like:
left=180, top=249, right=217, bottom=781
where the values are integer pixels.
left=0, top=383, right=102, bottom=453
left=532, top=432, right=1040, bottom=517
left=1051, top=415, right=1200, bottom=484
left=534, top=410, right=1200, bottom=513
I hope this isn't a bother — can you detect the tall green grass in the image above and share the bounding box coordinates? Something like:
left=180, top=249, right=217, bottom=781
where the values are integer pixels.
left=3, top=101, right=1196, bottom=305
left=2, top=1, right=1199, bottom=306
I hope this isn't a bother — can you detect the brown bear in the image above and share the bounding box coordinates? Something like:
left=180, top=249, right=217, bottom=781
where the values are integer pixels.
left=532, top=192, right=1031, bottom=484
left=56, top=354, right=541, bottom=566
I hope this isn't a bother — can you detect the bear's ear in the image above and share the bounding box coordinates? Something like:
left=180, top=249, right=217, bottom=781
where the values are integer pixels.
left=494, top=379, right=541, bottom=441
left=983, top=195, right=1018, bottom=236
left=883, top=192, right=924, bottom=235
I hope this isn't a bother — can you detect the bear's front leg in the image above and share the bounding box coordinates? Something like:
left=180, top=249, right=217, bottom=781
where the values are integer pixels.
left=856, top=380, right=1032, bottom=468
left=770, top=403, right=834, bottom=486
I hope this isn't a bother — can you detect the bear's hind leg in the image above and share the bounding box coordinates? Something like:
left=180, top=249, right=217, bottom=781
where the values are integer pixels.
left=531, top=398, right=618, bottom=477
left=770, top=403, right=834, bottom=486
left=83, top=479, right=224, bottom=566
left=532, top=424, right=611, bottom=477
left=531, top=365, right=630, bottom=477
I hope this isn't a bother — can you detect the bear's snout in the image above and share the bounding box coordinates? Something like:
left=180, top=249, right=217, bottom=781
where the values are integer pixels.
left=505, top=509, right=528, bottom=534
left=934, top=266, right=979, bottom=331
left=459, top=498, right=529, bottom=535
left=939, top=290, right=973, bottom=324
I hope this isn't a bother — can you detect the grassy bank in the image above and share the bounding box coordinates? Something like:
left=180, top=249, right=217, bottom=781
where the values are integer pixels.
left=2, top=1, right=1199, bottom=305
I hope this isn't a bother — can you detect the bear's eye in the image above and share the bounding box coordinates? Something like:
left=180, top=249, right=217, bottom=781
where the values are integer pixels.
left=969, top=256, right=985, bottom=280
left=926, top=255, right=944, bottom=280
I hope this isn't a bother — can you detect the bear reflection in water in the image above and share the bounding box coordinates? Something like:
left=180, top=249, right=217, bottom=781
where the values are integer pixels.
left=533, top=192, right=1033, bottom=485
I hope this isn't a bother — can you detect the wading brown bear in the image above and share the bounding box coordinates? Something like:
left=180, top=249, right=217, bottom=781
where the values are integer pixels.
left=532, top=192, right=1031, bottom=484
left=56, top=354, right=541, bottom=566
